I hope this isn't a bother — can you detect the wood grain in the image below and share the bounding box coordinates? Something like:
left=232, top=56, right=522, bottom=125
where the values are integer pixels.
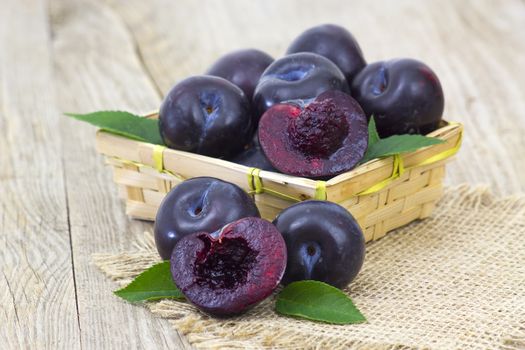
left=105, top=0, right=525, bottom=195
left=50, top=0, right=190, bottom=348
left=0, top=0, right=81, bottom=348
left=1, top=0, right=524, bottom=348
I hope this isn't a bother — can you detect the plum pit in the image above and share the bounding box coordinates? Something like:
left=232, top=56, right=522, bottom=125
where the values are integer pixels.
left=195, top=236, right=257, bottom=290
left=288, top=98, right=348, bottom=158
left=170, top=217, right=287, bottom=316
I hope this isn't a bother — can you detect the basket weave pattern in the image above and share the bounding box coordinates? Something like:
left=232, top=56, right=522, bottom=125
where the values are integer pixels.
left=96, top=119, right=462, bottom=243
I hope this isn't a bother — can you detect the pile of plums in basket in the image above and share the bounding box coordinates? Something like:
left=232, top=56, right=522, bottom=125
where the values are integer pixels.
left=159, top=24, right=444, bottom=179
left=156, top=177, right=365, bottom=316
left=155, top=24, right=445, bottom=316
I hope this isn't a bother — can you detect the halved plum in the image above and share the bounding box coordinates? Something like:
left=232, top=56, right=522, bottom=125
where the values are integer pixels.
left=258, top=90, right=368, bottom=179
left=170, top=217, right=287, bottom=316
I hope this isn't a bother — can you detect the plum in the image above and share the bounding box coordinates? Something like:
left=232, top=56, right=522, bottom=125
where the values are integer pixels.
left=231, top=133, right=277, bottom=171
left=154, top=177, right=260, bottom=260
left=258, top=90, right=368, bottom=179
left=253, top=52, right=349, bottom=120
left=231, top=146, right=277, bottom=172
left=286, top=24, right=366, bottom=83
left=159, top=75, right=253, bottom=158
left=351, top=58, right=444, bottom=137
left=206, top=49, right=274, bottom=100
left=273, top=200, right=365, bottom=288
left=170, top=217, right=287, bottom=316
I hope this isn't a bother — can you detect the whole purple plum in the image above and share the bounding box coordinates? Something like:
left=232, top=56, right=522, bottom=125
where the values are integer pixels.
left=351, top=58, right=444, bottom=137
left=273, top=200, right=365, bottom=288
left=206, top=49, right=274, bottom=100
left=253, top=52, right=349, bottom=120
left=287, top=24, right=366, bottom=83
left=159, top=75, right=253, bottom=158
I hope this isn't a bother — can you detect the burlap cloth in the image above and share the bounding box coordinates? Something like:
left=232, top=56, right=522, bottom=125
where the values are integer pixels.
left=93, top=185, right=525, bottom=349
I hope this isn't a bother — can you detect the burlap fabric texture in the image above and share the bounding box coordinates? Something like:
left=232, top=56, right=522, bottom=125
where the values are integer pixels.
left=93, top=186, right=525, bottom=349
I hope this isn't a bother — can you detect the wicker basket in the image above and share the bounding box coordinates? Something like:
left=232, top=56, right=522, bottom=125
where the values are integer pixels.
left=95, top=112, right=462, bottom=243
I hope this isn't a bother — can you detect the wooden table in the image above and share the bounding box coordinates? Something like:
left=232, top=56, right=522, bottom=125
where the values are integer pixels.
left=1, top=0, right=524, bottom=348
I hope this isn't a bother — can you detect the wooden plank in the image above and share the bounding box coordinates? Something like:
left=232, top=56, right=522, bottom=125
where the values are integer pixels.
left=113, top=167, right=159, bottom=191
left=2, top=0, right=522, bottom=348
left=0, top=0, right=81, bottom=348
left=105, top=0, right=525, bottom=196
left=49, top=0, right=191, bottom=348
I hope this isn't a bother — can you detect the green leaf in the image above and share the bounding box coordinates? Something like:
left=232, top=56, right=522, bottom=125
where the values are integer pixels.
left=114, top=261, right=184, bottom=302
left=275, top=280, right=366, bottom=324
left=360, top=134, right=445, bottom=164
left=65, top=111, right=164, bottom=145
left=368, top=116, right=380, bottom=147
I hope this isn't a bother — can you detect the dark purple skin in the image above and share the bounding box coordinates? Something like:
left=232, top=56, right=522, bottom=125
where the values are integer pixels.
left=286, top=24, right=366, bottom=83
left=154, top=177, right=260, bottom=260
left=351, top=58, right=444, bottom=138
left=231, top=146, right=277, bottom=172
left=253, top=52, right=349, bottom=120
left=171, top=217, right=287, bottom=316
left=206, top=49, right=274, bottom=100
left=273, top=201, right=365, bottom=289
left=159, top=75, right=253, bottom=158
left=231, top=132, right=277, bottom=171
left=258, top=90, right=368, bottom=179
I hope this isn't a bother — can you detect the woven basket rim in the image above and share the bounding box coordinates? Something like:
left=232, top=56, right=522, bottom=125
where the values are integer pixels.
left=96, top=119, right=462, bottom=192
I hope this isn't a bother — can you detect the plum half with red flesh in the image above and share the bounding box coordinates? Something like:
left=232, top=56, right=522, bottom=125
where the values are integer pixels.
left=258, top=90, right=368, bottom=179
left=170, top=217, right=287, bottom=316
